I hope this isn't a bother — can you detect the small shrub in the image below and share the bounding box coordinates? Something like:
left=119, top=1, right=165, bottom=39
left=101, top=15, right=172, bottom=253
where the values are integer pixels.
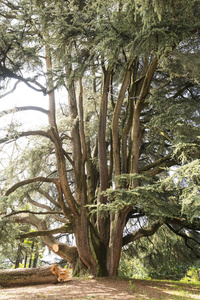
left=181, top=266, right=200, bottom=283
left=129, top=281, right=135, bottom=293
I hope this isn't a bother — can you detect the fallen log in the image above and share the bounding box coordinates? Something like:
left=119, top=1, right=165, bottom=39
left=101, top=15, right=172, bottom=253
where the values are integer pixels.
left=0, top=265, right=58, bottom=287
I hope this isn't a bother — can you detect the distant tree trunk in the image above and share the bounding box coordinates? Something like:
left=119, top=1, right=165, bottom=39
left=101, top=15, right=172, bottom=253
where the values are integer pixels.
left=24, top=254, right=28, bottom=268
left=33, top=245, right=39, bottom=268
left=15, top=244, right=22, bottom=269
left=28, top=240, right=35, bottom=268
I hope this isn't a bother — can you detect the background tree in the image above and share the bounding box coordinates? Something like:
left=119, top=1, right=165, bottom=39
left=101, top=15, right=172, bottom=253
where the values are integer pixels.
left=0, top=0, right=200, bottom=276
left=119, top=225, right=200, bottom=280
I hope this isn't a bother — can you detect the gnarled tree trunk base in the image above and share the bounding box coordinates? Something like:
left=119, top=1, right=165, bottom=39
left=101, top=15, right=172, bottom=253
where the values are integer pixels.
left=0, top=265, right=59, bottom=287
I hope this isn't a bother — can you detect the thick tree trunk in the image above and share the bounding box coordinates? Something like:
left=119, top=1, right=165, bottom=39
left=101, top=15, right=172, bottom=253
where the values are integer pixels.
left=106, top=210, right=129, bottom=276
left=72, top=208, right=109, bottom=277
left=74, top=211, right=99, bottom=276
left=15, top=244, right=22, bottom=269
left=0, top=265, right=58, bottom=287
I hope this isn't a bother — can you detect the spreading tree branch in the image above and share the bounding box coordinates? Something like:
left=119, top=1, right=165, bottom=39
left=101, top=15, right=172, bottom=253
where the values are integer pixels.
left=5, top=177, right=59, bottom=196
left=0, top=130, right=52, bottom=144
left=0, top=66, right=60, bottom=96
left=36, top=188, right=61, bottom=208
left=5, top=176, right=73, bottom=221
left=123, top=219, right=164, bottom=246
left=0, top=80, right=20, bottom=98
left=63, top=149, right=74, bottom=166
left=0, top=106, right=49, bottom=118
left=17, top=223, right=74, bottom=239
left=140, top=156, right=177, bottom=177
left=4, top=210, right=62, bottom=217
left=0, top=65, right=47, bottom=94
left=166, top=223, right=200, bottom=246
left=26, top=194, right=66, bottom=223
left=165, top=217, right=200, bottom=232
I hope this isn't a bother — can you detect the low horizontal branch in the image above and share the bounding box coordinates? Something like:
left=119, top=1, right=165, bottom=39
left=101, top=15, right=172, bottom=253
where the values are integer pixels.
left=165, top=217, right=200, bottom=231
left=123, top=216, right=200, bottom=247
left=166, top=223, right=200, bottom=246
left=16, top=106, right=49, bottom=114
left=141, top=159, right=177, bottom=177
left=0, top=130, right=52, bottom=144
left=17, top=223, right=74, bottom=239
left=0, top=106, right=49, bottom=117
left=123, top=219, right=164, bottom=246
left=140, top=154, right=172, bottom=172
left=4, top=210, right=63, bottom=217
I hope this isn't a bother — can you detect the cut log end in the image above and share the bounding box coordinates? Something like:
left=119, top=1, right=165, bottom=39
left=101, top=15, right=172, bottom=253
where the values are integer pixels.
left=52, top=244, right=59, bottom=252
left=50, top=264, right=72, bottom=282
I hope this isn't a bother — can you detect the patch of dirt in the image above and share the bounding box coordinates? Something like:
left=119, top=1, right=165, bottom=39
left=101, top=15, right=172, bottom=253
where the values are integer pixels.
left=1, top=277, right=200, bottom=300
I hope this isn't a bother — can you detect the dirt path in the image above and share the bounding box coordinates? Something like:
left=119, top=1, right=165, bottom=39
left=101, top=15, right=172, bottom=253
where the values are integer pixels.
left=1, top=277, right=200, bottom=299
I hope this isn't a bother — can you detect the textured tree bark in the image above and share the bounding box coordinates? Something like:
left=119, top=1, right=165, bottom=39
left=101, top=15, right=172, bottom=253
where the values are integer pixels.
left=97, top=69, right=111, bottom=246
left=112, top=60, right=133, bottom=177
left=0, top=265, right=58, bottom=287
left=106, top=209, right=130, bottom=276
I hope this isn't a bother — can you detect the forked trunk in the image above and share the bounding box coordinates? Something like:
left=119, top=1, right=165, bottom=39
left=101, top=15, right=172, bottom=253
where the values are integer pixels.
left=72, top=210, right=127, bottom=277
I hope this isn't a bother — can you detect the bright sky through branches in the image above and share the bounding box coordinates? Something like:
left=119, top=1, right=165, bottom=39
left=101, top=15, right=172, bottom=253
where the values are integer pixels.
left=0, top=82, right=48, bottom=131
left=0, top=81, right=67, bottom=135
